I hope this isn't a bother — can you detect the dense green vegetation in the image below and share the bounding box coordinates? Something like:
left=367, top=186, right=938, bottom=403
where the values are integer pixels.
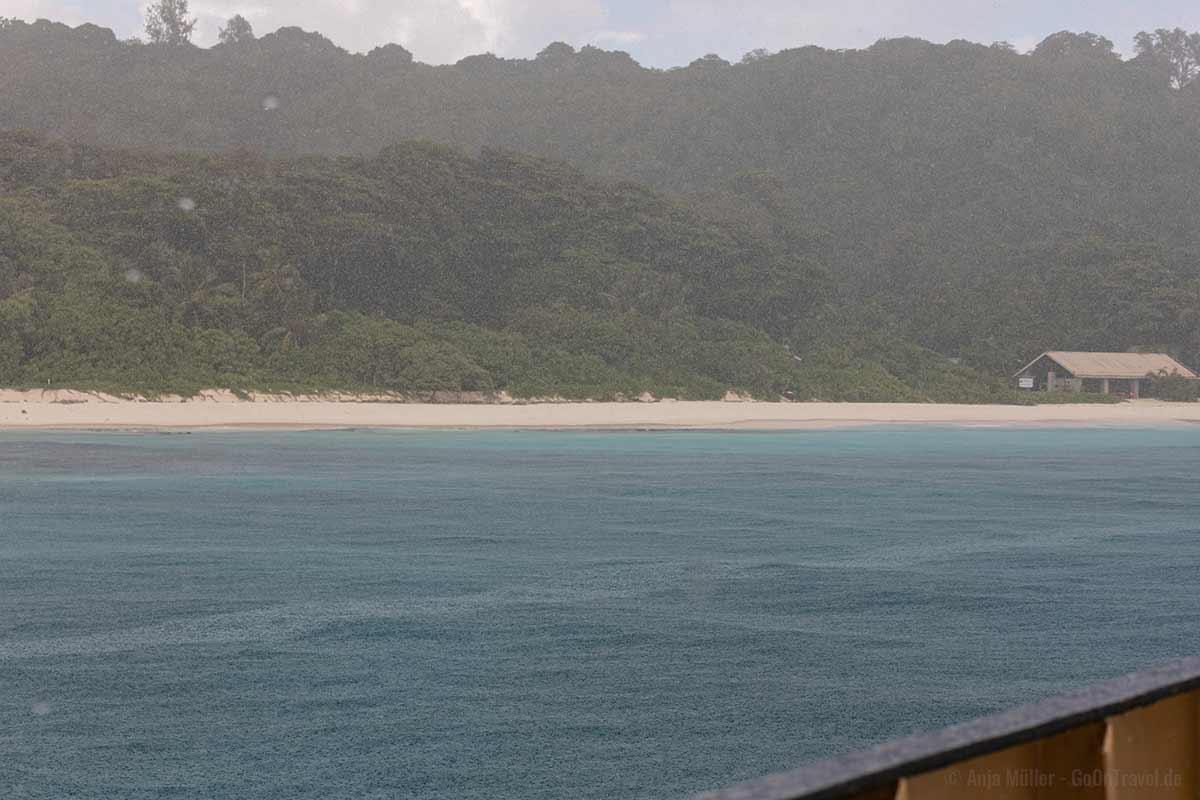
left=1, top=19, right=1198, bottom=397
left=0, top=131, right=1014, bottom=399
left=1149, top=369, right=1200, bottom=402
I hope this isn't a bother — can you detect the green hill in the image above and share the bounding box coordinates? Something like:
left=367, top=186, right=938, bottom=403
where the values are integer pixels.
left=0, top=131, right=1011, bottom=400
left=2, top=19, right=1198, bottom=390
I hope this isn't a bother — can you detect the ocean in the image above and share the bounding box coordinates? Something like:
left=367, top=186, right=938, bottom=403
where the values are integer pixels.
left=2, top=427, right=1199, bottom=799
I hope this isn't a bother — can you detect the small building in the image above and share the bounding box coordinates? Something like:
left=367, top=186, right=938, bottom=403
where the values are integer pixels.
left=1013, top=351, right=1198, bottom=397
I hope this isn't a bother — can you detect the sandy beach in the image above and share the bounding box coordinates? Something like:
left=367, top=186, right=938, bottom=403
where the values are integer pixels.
left=2, top=389, right=1200, bottom=430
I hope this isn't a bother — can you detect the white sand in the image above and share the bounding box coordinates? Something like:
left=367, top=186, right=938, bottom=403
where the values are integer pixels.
left=2, top=389, right=1200, bottom=430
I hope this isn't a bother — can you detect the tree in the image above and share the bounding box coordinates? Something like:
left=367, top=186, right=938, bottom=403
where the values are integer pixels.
left=536, top=42, right=575, bottom=61
left=144, top=0, right=195, bottom=46
left=1134, top=28, right=1200, bottom=88
left=1031, top=31, right=1117, bottom=61
left=690, top=53, right=730, bottom=68
left=218, top=14, right=254, bottom=45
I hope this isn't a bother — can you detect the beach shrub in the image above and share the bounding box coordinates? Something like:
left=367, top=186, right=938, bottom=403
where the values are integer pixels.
left=1148, top=369, right=1200, bottom=401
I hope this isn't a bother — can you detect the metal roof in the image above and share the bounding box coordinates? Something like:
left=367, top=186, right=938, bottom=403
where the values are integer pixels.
left=1014, top=351, right=1198, bottom=380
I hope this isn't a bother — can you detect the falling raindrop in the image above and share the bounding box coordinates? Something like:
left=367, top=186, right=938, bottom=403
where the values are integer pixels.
left=177, top=197, right=196, bottom=212
left=31, top=701, right=50, bottom=716
left=124, top=268, right=144, bottom=284
left=262, top=94, right=280, bottom=111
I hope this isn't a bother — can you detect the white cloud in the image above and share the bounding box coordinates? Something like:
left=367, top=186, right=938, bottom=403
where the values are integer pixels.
left=653, top=0, right=991, bottom=58
left=1009, top=34, right=1041, bottom=55
left=0, top=0, right=87, bottom=25
left=588, top=29, right=645, bottom=45
left=178, top=0, right=610, bottom=62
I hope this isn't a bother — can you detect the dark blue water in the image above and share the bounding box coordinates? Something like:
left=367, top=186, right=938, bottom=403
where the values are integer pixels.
left=3, top=428, right=1200, bottom=799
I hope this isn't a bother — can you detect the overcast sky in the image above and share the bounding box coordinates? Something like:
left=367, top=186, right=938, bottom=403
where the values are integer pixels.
left=2, top=0, right=1198, bottom=66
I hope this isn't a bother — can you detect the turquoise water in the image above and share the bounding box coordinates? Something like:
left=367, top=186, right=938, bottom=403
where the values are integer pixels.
left=3, top=427, right=1200, bottom=799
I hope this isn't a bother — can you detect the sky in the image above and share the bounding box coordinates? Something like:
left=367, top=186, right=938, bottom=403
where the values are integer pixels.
left=1, top=0, right=1198, bottom=66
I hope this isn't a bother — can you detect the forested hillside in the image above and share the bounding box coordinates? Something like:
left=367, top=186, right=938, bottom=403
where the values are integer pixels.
left=1, top=18, right=1199, bottom=390
left=0, top=131, right=1012, bottom=399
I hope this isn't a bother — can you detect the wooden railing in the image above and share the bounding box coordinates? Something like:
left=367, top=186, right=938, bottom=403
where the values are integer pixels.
left=695, top=657, right=1200, bottom=800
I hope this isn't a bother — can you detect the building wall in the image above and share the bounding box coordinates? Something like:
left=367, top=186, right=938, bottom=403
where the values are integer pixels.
left=1017, top=356, right=1078, bottom=392
left=1017, top=357, right=1145, bottom=395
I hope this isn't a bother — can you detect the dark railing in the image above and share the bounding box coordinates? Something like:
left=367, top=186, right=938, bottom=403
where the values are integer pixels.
left=695, top=656, right=1200, bottom=800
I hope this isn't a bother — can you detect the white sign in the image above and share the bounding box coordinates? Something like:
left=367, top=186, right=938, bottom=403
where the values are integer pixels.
left=1018, top=377, right=1035, bottom=389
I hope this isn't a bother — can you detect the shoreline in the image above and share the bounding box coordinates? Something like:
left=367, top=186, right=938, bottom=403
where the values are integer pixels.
left=3, top=390, right=1200, bottom=431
